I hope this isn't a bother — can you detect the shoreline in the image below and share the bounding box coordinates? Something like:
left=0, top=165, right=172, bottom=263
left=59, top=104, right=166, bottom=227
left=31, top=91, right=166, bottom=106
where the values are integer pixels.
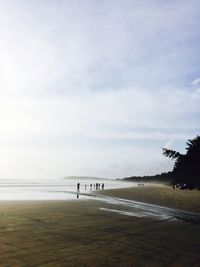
left=98, top=183, right=200, bottom=213
left=0, top=183, right=199, bottom=213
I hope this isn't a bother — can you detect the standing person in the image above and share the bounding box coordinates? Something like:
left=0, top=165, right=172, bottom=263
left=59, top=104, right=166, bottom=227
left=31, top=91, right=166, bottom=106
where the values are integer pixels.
left=77, top=182, right=80, bottom=192
left=90, top=184, right=92, bottom=190
left=77, top=182, right=80, bottom=198
left=85, top=184, right=87, bottom=191
left=102, top=183, right=104, bottom=190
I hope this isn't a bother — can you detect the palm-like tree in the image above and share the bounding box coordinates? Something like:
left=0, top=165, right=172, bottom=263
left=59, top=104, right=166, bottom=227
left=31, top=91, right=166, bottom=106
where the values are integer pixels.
left=162, top=135, right=200, bottom=188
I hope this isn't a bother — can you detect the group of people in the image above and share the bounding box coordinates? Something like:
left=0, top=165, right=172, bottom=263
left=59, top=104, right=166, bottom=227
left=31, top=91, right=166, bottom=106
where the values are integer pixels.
left=77, top=182, right=105, bottom=192
left=138, top=183, right=145, bottom=186
left=76, top=182, right=105, bottom=199
left=89, top=183, right=104, bottom=191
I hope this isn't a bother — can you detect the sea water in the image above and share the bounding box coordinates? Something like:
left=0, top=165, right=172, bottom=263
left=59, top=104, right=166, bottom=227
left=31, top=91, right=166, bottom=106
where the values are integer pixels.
left=0, top=178, right=135, bottom=200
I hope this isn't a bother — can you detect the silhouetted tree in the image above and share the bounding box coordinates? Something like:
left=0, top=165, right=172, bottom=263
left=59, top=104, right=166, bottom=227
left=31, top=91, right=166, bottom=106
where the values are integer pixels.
left=162, top=135, right=200, bottom=188
left=162, top=149, right=181, bottom=159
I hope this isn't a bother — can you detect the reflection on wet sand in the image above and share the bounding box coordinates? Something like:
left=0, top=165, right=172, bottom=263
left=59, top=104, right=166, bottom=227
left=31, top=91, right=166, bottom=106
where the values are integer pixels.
left=75, top=191, right=200, bottom=224
left=100, top=207, right=145, bottom=218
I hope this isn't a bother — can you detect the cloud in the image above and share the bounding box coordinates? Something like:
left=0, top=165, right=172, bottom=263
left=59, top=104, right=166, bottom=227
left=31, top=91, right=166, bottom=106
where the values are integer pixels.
left=0, top=87, right=199, bottom=152
left=0, top=0, right=200, bottom=178
left=1, top=0, right=200, bottom=98
left=191, top=78, right=200, bottom=86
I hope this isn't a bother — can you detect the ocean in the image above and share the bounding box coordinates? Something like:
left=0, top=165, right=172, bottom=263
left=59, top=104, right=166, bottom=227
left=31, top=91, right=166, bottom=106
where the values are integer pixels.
left=0, top=178, right=135, bottom=200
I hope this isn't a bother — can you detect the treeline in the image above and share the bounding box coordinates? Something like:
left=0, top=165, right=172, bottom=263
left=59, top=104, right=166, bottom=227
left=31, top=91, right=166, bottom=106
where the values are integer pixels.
left=122, top=135, right=200, bottom=189
left=162, top=135, right=200, bottom=189
left=122, top=171, right=173, bottom=184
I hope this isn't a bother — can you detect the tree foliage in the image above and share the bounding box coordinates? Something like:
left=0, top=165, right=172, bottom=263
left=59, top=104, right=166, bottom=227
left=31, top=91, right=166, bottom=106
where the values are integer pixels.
left=162, top=149, right=181, bottom=159
left=162, top=135, right=200, bottom=188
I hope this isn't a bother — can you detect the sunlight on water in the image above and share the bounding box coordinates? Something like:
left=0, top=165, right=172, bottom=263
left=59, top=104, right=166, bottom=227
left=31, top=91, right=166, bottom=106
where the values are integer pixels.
left=0, top=178, right=135, bottom=200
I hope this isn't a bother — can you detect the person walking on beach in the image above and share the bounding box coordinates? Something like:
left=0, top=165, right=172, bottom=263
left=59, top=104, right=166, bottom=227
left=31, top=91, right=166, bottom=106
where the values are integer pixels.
left=102, top=183, right=104, bottom=190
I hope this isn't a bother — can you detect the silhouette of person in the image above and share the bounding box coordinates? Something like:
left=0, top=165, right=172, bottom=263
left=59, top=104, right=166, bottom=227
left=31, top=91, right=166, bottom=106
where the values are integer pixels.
left=77, top=182, right=80, bottom=198
left=77, top=182, right=80, bottom=191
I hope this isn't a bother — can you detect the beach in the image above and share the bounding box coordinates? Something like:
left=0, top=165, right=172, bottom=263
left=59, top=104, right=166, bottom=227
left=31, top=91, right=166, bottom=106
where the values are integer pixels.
left=98, top=184, right=200, bottom=213
left=0, top=184, right=199, bottom=267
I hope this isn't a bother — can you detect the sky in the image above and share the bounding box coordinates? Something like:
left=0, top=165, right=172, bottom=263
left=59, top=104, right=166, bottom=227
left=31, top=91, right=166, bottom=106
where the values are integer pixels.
left=0, top=0, right=200, bottom=179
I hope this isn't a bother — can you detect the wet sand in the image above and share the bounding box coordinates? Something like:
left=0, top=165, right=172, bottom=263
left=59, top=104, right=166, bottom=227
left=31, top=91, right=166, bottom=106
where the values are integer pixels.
left=0, top=185, right=199, bottom=267
left=99, top=184, right=200, bottom=213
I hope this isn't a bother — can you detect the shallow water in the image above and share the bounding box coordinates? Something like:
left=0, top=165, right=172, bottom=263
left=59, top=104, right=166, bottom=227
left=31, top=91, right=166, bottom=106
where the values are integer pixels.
left=94, top=194, right=200, bottom=224
left=0, top=178, right=135, bottom=200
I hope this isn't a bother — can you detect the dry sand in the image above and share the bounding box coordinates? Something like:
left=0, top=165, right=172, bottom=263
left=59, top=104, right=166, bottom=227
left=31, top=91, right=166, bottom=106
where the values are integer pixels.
left=0, top=185, right=199, bottom=267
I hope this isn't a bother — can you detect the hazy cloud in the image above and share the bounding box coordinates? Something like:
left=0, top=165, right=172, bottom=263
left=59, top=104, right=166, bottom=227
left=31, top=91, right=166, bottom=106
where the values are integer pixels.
left=0, top=0, right=200, bottom=178
left=191, top=78, right=200, bottom=86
